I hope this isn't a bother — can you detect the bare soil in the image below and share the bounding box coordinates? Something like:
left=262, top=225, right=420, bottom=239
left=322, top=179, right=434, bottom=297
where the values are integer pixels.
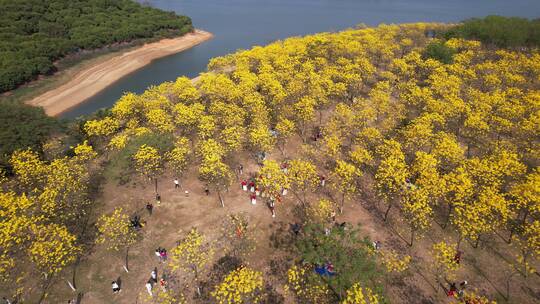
left=25, top=30, right=213, bottom=116
left=42, top=139, right=539, bottom=304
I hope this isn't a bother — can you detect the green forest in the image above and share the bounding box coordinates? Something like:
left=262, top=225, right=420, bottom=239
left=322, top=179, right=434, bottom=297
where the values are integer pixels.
left=0, top=0, right=193, bottom=92
left=443, top=15, right=540, bottom=48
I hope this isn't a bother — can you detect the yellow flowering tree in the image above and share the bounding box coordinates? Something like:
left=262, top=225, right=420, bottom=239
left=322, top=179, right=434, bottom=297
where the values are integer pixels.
left=212, top=266, right=264, bottom=304
left=431, top=241, right=460, bottom=282
left=374, top=140, right=408, bottom=221
left=198, top=139, right=233, bottom=207
left=95, top=207, right=137, bottom=272
left=248, top=123, right=275, bottom=153
left=341, top=283, right=380, bottom=304
left=258, top=160, right=289, bottom=200
left=28, top=223, right=80, bottom=278
left=170, top=228, right=213, bottom=296
left=516, top=220, right=540, bottom=277
left=166, top=137, right=191, bottom=187
left=221, top=213, right=256, bottom=258
left=330, top=160, right=360, bottom=213
left=378, top=249, right=411, bottom=274
left=509, top=169, right=540, bottom=242
left=84, top=116, right=120, bottom=149
left=401, top=187, right=433, bottom=246
left=285, top=265, right=331, bottom=303
left=10, top=149, right=47, bottom=192
left=72, top=140, right=97, bottom=162
left=171, top=76, right=200, bottom=103
left=293, top=96, right=317, bottom=141
left=307, top=198, right=338, bottom=224
left=275, top=117, right=295, bottom=155
left=457, top=291, right=497, bottom=304
left=288, top=159, right=319, bottom=205
left=133, top=144, right=163, bottom=193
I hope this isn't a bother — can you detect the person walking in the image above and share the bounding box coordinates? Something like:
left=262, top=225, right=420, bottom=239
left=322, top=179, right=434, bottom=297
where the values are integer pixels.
left=320, top=175, right=326, bottom=187
left=160, top=278, right=168, bottom=292
left=292, top=223, right=301, bottom=236
left=204, top=186, right=210, bottom=196
left=160, top=248, right=168, bottom=262
left=155, top=248, right=163, bottom=263
left=281, top=162, right=288, bottom=173
left=238, top=164, right=244, bottom=175
left=146, top=202, right=153, bottom=215
left=269, top=199, right=276, bottom=218
left=174, top=178, right=180, bottom=189
left=457, top=280, right=468, bottom=298
left=250, top=193, right=257, bottom=205
left=151, top=268, right=158, bottom=284
left=112, top=281, right=121, bottom=293
left=145, top=280, right=153, bottom=296
left=155, top=193, right=161, bottom=205
left=241, top=180, right=247, bottom=191
left=454, top=250, right=462, bottom=264
left=447, top=282, right=457, bottom=297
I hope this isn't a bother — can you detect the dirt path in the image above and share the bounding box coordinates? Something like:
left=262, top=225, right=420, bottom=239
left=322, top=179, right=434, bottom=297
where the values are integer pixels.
left=26, top=30, right=213, bottom=116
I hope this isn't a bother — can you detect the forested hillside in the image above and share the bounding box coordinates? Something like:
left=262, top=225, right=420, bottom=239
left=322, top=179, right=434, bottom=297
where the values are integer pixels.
left=1, top=21, right=539, bottom=303
left=443, top=15, right=540, bottom=47
left=0, top=0, right=193, bottom=92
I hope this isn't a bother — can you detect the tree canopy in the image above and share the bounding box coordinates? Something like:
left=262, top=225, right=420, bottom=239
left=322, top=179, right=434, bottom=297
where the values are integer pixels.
left=0, top=0, right=193, bottom=92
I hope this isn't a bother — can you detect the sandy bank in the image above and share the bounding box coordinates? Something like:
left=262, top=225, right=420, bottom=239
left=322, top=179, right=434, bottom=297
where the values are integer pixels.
left=26, top=30, right=213, bottom=116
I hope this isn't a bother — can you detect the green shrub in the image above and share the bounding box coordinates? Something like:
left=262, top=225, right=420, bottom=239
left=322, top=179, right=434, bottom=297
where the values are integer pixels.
left=0, top=101, right=60, bottom=169
left=423, top=41, right=456, bottom=64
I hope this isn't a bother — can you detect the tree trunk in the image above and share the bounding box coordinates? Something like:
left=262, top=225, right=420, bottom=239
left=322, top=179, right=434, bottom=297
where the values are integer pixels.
left=473, top=235, right=481, bottom=248
left=409, top=228, right=415, bottom=247
left=383, top=202, right=393, bottom=222
left=278, top=142, right=286, bottom=157
left=154, top=178, right=158, bottom=194
left=195, top=268, right=202, bottom=296
left=443, top=203, right=453, bottom=229
left=37, top=276, right=54, bottom=304
left=340, top=193, right=345, bottom=214
left=509, top=209, right=530, bottom=244
left=218, top=190, right=224, bottom=208
left=67, top=257, right=80, bottom=291
left=506, top=271, right=519, bottom=300
left=521, top=252, right=529, bottom=278
left=123, top=246, right=130, bottom=272
left=457, top=235, right=463, bottom=250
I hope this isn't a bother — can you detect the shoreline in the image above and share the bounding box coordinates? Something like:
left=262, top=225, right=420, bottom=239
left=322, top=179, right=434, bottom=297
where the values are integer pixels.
left=26, top=29, right=213, bottom=117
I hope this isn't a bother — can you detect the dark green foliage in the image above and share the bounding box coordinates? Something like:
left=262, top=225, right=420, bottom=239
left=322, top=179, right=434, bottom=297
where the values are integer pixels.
left=422, top=41, right=456, bottom=64
left=0, top=0, right=193, bottom=92
left=444, top=15, right=540, bottom=48
left=0, top=101, right=60, bottom=169
left=295, top=223, right=383, bottom=301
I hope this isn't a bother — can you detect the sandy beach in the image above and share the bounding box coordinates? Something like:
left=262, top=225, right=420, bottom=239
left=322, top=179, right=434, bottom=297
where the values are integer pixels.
left=26, top=30, right=213, bottom=116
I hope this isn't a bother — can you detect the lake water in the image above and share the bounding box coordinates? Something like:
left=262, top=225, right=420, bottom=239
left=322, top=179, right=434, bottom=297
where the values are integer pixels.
left=60, top=0, right=540, bottom=118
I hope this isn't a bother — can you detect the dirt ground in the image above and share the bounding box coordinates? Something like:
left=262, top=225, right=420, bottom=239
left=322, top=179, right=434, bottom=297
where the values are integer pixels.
left=42, top=139, right=539, bottom=304
left=25, top=30, right=213, bottom=116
